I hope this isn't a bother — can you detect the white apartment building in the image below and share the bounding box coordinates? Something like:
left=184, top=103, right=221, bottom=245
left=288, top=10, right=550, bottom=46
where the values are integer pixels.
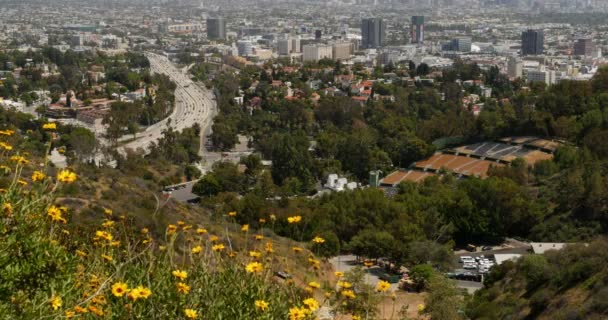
left=303, top=44, right=333, bottom=62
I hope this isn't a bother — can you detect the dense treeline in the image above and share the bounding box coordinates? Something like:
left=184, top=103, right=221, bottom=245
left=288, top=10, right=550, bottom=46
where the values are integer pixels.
left=194, top=62, right=608, bottom=269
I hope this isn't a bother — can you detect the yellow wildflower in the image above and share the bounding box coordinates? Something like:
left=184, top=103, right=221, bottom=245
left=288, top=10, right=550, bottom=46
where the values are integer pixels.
left=287, top=215, right=302, bottom=224
left=101, top=220, right=115, bottom=228
left=303, top=297, right=319, bottom=311
left=111, top=282, right=129, bottom=297
left=88, top=305, right=104, bottom=316
left=74, top=306, right=87, bottom=314
left=312, top=236, right=325, bottom=244
left=308, top=281, right=321, bottom=289
left=49, top=295, right=62, bottom=310
left=140, top=227, right=149, bottom=234
left=335, top=271, right=344, bottom=278
left=288, top=306, right=310, bottom=320
left=76, top=250, right=87, bottom=257
left=228, top=211, right=237, bottom=217
left=209, top=235, right=219, bottom=242
left=3, top=203, right=13, bottom=216
left=259, top=218, right=266, bottom=224
left=196, top=228, right=207, bottom=234
left=167, top=224, right=178, bottom=235
left=341, top=290, right=356, bottom=299
left=47, top=205, right=67, bottom=223
left=184, top=308, right=198, bottom=319
left=43, top=123, right=57, bottom=130
left=292, top=246, right=303, bottom=253
left=94, top=230, right=113, bottom=242
left=254, top=234, right=264, bottom=240
left=0, top=129, right=14, bottom=136
left=245, top=262, right=264, bottom=273
left=101, top=254, right=113, bottom=262
left=104, top=208, right=113, bottom=216
left=57, top=169, right=77, bottom=183
left=212, top=244, right=225, bottom=252
left=10, top=155, right=29, bottom=164
left=264, top=241, right=274, bottom=253
left=255, top=300, right=269, bottom=312
left=376, top=280, right=391, bottom=292
left=32, top=171, right=46, bottom=182
left=241, top=224, right=249, bottom=232
left=172, top=270, right=188, bottom=281
left=249, top=251, right=262, bottom=259
left=65, top=310, right=75, bottom=318
left=128, top=286, right=151, bottom=301
left=176, top=282, right=190, bottom=294
left=191, top=245, right=203, bottom=254
left=338, top=281, right=352, bottom=289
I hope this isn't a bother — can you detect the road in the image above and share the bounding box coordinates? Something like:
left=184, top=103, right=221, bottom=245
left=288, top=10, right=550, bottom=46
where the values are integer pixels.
left=119, top=53, right=217, bottom=155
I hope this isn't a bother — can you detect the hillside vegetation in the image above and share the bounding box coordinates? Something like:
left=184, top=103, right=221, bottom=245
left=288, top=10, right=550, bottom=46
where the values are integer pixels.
left=0, top=124, right=409, bottom=320
left=467, top=238, right=608, bottom=320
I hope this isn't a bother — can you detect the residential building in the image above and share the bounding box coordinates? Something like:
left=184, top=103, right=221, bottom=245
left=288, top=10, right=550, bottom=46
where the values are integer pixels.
left=332, top=42, right=352, bottom=60
left=526, top=67, right=555, bottom=85
left=303, top=44, right=333, bottom=62
left=278, top=38, right=292, bottom=55
left=507, top=56, right=523, bottom=79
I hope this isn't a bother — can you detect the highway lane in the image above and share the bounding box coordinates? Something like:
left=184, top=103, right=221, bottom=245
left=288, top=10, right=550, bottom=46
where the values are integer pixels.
left=119, top=53, right=217, bottom=155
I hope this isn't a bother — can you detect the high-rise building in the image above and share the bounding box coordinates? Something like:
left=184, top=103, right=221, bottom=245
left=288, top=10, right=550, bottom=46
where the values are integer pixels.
left=303, top=44, right=333, bottom=62
left=206, top=17, right=226, bottom=40
left=521, top=29, right=544, bottom=56
left=410, top=16, right=425, bottom=44
left=507, top=56, right=523, bottom=79
left=574, top=38, right=595, bottom=56
left=361, top=18, right=386, bottom=49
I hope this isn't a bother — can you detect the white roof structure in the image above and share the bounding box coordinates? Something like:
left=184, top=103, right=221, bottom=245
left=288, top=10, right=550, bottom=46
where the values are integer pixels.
left=494, top=254, right=522, bottom=265
left=530, top=242, right=567, bottom=254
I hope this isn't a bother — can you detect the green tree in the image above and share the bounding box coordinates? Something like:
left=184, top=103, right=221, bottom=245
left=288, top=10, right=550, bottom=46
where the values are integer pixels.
left=423, top=276, right=465, bottom=320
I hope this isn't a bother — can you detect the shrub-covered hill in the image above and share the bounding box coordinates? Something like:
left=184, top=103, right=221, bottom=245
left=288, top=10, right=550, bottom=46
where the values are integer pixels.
left=0, top=126, right=398, bottom=319
left=467, top=238, right=608, bottom=320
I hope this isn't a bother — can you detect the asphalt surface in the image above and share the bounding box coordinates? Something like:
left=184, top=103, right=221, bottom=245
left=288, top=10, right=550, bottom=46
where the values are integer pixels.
left=119, top=53, right=217, bottom=155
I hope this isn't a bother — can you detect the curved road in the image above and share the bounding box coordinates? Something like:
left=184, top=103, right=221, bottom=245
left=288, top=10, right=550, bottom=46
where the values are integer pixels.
left=119, top=53, right=217, bottom=156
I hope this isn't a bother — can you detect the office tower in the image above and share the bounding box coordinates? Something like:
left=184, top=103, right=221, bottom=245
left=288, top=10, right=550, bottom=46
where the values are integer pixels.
left=507, top=56, right=523, bottom=79
left=521, top=29, right=544, bottom=55
left=361, top=18, right=386, bottom=49
left=315, top=29, right=322, bottom=40
left=453, top=37, right=472, bottom=52
left=574, top=38, right=594, bottom=56
left=410, top=16, right=425, bottom=44
left=206, top=17, right=226, bottom=40
left=237, top=40, right=253, bottom=56
left=303, top=44, right=333, bottom=62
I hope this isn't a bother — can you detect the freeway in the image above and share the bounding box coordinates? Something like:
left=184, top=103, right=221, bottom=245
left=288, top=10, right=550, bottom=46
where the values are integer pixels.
left=119, top=53, right=217, bottom=156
